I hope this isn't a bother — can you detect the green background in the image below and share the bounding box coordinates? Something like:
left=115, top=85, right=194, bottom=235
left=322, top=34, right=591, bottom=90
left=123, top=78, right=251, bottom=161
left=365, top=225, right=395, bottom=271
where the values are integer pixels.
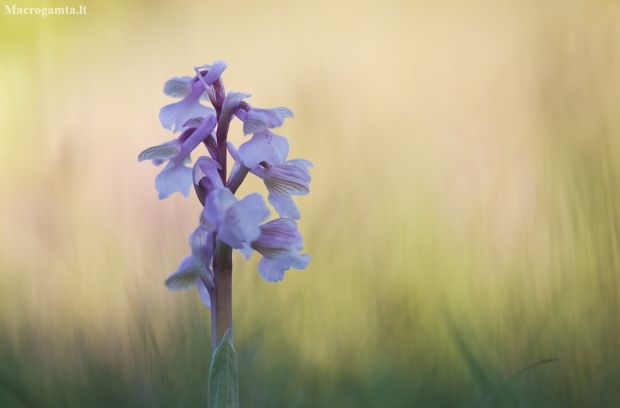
left=1, top=0, right=620, bottom=406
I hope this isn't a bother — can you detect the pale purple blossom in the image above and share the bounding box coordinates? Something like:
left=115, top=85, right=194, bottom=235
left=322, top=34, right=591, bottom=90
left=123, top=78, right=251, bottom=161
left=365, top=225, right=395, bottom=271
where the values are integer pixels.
left=267, top=194, right=301, bottom=220
left=155, top=161, right=194, bottom=199
left=228, top=140, right=312, bottom=219
left=159, top=62, right=227, bottom=133
left=201, top=188, right=270, bottom=249
left=159, top=80, right=215, bottom=133
left=140, top=115, right=217, bottom=199
left=238, top=130, right=289, bottom=169
left=165, top=228, right=215, bottom=307
left=193, top=156, right=223, bottom=204
left=138, top=138, right=182, bottom=166
left=163, top=76, right=194, bottom=98
left=142, top=61, right=312, bottom=318
left=165, top=256, right=211, bottom=308
left=171, top=115, right=217, bottom=165
left=221, top=92, right=251, bottom=119
left=263, top=159, right=312, bottom=196
left=196, top=60, right=227, bottom=87
left=241, top=218, right=310, bottom=282
left=193, top=156, right=223, bottom=188
left=137, top=126, right=199, bottom=166
left=243, top=107, right=293, bottom=135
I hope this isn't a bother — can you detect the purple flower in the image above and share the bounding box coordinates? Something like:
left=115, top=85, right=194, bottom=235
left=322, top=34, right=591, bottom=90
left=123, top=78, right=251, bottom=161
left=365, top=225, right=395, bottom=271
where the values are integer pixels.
left=201, top=188, right=270, bottom=249
left=229, top=141, right=312, bottom=219
left=194, top=60, right=228, bottom=106
left=138, top=138, right=182, bottom=166
left=171, top=115, right=217, bottom=165
left=196, top=60, right=227, bottom=88
left=140, top=115, right=217, bottom=199
left=238, top=130, right=289, bottom=169
left=243, top=107, right=293, bottom=135
left=159, top=61, right=227, bottom=133
left=163, top=76, right=194, bottom=98
left=264, top=159, right=312, bottom=218
left=222, top=92, right=252, bottom=119
left=241, top=218, right=310, bottom=282
left=147, top=60, right=313, bottom=316
left=166, top=258, right=212, bottom=306
left=267, top=194, right=301, bottom=220
left=263, top=160, right=312, bottom=196
left=165, top=228, right=215, bottom=308
left=155, top=161, right=194, bottom=199
left=193, top=156, right=223, bottom=205
left=159, top=80, right=215, bottom=133
left=193, top=156, right=223, bottom=188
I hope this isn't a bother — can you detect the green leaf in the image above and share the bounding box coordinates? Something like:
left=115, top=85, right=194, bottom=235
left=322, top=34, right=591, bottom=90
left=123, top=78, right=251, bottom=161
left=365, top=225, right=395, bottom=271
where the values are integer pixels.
left=208, top=329, right=239, bottom=408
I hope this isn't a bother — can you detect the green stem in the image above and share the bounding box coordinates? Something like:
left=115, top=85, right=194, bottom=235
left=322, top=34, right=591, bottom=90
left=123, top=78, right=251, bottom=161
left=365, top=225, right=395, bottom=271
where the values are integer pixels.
left=211, top=239, right=233, bottom=353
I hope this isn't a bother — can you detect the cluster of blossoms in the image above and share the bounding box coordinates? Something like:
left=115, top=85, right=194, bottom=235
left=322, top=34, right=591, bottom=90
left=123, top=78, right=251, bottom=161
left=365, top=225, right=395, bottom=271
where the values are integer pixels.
left=138, top=60, right=311, bottom=308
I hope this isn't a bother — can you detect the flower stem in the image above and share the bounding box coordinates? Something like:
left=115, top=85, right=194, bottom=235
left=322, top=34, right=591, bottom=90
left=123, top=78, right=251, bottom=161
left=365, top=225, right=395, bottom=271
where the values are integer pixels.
left=215, top=120, right=230, bottom=184
left=211, top=239, right=233, bottom=353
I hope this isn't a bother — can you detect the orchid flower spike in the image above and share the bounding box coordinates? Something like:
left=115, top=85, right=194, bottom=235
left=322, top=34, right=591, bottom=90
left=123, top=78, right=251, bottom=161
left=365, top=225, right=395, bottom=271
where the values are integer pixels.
left=140, top=61, right=313, bottom=341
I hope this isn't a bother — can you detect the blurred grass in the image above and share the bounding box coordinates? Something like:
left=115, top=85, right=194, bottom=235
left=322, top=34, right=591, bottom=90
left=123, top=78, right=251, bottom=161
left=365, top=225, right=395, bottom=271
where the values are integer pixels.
left=1, top=0, right=620, bottom=406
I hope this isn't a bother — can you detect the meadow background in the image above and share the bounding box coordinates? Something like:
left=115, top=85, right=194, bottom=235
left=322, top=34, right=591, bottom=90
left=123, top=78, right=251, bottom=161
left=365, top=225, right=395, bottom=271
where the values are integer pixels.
left=1, top=0, right=620, bottom=406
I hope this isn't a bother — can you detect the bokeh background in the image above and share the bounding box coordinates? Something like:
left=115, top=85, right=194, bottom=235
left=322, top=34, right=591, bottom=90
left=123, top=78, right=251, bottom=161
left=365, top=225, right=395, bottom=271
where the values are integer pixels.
left=1, top=0, right=620, bottom=406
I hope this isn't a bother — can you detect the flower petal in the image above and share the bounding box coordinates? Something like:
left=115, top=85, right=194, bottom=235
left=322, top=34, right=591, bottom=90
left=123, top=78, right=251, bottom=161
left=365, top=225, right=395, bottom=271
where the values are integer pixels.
left=268, top=193, right=301, bottom=219
left=201, top=188, right=237, bottom=231
left=138, top=139, right=181, bottom=162
left=194, top=156, right=224, bottom=202
left=165, top=256, right=197, bottom=290
left=277, top=107, right=294, bottom=119
left=284, top=159, right=313, bottom=168
left=204, top=60, right=227, bottom=86
left=172, top=114, right=217, bottom=165
left=250, top=165, right=265, bottom=179
left=195, top=277, right=211, bottom=308
left=239, top=130, right=289, bottom=168
left=159, top=81, right=215, bottom=132
left=291, top=253, right=310, bottom=270
left=182, top=117, right=204, bottom=129
left=239, top=242, right=254, bottom=260
left=243, top=107, right=293, bottom=135
left=227, top=141, right=241, bottom=162
left=221, top=92, right=251, bottom=119
left=193, top=156, right=223, bottom=184
left=155, top=161, right=193, bottom=199
left=191, top=228, right=214, bottom=288
left=251, top=218, right=300, bottom=259
left=235, top=108, right=247, bottom=121
left=257, top=257, right=286, bottom=282
left=257, top=253, right=310, bottom=282
left=218, top=193, right=270, bottom=248
left=264, top=163, right=310, bottom=196
left=195, top=156, right=222, bottom=171
left=204, top=133, right=218, bottom=161
left=163, top=76, right=194, bottom=98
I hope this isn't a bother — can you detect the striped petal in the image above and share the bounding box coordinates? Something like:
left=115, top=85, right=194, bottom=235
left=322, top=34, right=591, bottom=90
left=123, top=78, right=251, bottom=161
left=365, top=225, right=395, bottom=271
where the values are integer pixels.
left=243, top=107, right=293, bottom=135
left=138, top=139, right=181, bottom=163
left=239, top=130, right=289, bottom=168
left=268, top=194, right=300, bottom=219
left=165, top=256, right=197, bottom=290
left=263, top=163, right=310, bottom=196
left=163, top=76, right=194, bottom=98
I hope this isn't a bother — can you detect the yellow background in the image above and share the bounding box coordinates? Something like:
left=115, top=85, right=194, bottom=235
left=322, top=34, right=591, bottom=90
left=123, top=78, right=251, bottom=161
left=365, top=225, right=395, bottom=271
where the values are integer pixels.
left=1, top=0, right=620, bottom=406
